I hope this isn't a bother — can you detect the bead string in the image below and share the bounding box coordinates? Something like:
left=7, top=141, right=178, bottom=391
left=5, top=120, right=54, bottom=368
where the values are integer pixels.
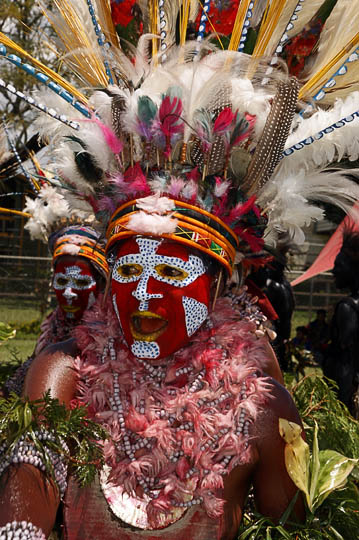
left=0, top=431, right=68, bottom=497
left=0, top=521, right=46, bottom=540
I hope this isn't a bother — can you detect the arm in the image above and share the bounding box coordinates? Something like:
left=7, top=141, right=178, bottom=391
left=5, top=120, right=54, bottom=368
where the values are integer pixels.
left=252, top=379, right=305, bottom=522
left=261, top=340, right=284, bottom=385
left=334, top=303, right=358, bottom=351
left=0, top=339, right=78, bottom=535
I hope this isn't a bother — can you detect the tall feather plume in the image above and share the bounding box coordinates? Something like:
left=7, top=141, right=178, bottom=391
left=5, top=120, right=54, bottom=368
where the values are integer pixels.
left=0, top=32, right=88, bottom=104
left=259, top=169, right=359, bottom=245
left=94, top=0, right=120, bottom=49
left=38, top=0, right=110, bottom=87
left=299, top=0, right=359, bottom=103
left=280, top=0, right=326, bottom=41
left=276, top=91, right=359, bottom=177
left=243, top=77, right=299, bottom=195
left=250, top=0, right=291, bottom=58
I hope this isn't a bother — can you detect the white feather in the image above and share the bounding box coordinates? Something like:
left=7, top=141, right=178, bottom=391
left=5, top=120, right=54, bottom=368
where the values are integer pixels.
left=128, top=212, right=177, bottom=234
left=136, top=193, right=175, bottom=214
left=260, top=169, right=359, bottom=245
left=277, top=92, right=359, bottom=178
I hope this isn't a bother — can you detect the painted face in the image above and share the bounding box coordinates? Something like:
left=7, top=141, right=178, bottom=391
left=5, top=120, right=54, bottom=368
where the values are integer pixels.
left=111, top=237, right=213, bottom=360
left=53, top=256, right=99, bottom=320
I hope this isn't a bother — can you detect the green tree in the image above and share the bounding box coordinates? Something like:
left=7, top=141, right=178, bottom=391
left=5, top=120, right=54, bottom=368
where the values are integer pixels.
left=0, top=0, right=57, bottom=145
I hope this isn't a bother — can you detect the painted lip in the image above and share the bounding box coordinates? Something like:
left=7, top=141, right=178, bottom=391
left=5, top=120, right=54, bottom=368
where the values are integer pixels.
left=61, top=305, right=81, bottom=313
left=130, top=310, right=168, bottom=342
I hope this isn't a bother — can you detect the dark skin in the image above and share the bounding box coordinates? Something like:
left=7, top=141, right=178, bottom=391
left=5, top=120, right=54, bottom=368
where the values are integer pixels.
left=0, top=273, right=302, bottom=538
left=326, top=250, right=359, bottom=408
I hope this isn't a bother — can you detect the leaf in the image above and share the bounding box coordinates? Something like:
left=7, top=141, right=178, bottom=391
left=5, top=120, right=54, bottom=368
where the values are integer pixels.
left=23, top=402, right=33, bottom=429
left=311, top=450, right=358, bottom=512
left=0, top=322, right=16, bottom=344
left=279, top=490, right=299, bottom=526
left=309, top=422, right=321, bottom=510
left=279, top=418, right=310, bottom=508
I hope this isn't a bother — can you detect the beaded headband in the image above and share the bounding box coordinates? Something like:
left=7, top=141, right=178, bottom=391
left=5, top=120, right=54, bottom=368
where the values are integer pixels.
left=51, top=227, right=109, bottom=278
left=106, top=199, right=239, bottom=275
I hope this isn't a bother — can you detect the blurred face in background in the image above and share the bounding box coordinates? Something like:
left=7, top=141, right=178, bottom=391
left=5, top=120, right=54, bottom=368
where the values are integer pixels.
left=53, top=255, right=99, bottom=320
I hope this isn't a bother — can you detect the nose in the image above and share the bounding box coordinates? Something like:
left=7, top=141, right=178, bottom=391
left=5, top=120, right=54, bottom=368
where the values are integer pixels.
left=132, top=271, right=162, bottom=311
left=63, top=287, right=78, bottom=304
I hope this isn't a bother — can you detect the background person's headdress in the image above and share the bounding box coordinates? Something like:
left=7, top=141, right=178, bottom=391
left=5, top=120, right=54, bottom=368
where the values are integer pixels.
left=3, top=0, right=359, bottom=277
left=0, top=130, right=108, bottom=278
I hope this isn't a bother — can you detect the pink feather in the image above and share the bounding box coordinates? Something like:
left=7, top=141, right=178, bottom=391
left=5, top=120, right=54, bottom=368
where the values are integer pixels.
left=84, top=115, right=123, bottom=154
left=213, top=108, right=235, bottom=134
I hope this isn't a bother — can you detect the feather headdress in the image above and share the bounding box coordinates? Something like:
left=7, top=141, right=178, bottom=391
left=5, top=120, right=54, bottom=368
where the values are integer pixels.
left=2, top=0, right=359, bottom=276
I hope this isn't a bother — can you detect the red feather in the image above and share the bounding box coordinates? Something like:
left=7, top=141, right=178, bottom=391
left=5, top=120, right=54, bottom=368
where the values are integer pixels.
left=213, top=108, right=235, bottom=134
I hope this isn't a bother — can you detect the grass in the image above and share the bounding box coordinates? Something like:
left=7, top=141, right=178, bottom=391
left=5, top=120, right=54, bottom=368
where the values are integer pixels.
left=0, top=298, right=52, bottom=364
left=291, top=310, right=312, bottom=335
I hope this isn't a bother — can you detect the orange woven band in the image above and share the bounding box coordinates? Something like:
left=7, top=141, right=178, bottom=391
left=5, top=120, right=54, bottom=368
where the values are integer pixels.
left=106, top=200, right=239, bottom=276
left=53, top=238, right=109, bottom=277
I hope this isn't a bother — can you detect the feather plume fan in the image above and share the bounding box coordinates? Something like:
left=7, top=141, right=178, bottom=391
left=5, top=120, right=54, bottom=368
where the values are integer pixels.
left=5, top=0, right=359, bottom=260
left=259, top=169, right=359, bottom=245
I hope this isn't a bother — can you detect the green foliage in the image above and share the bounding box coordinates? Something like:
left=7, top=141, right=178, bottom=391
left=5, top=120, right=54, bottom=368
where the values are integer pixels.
left=0, top=347, right=23, bottom=387
left=0, top=322, right=16, bottom=343
left=239, top=377, right=359, bottom=539
left=291, top=376, right=359, bottom=459
left=0, top=392, right=108, bottom=488
left=8, top=319, right=42, bottom=336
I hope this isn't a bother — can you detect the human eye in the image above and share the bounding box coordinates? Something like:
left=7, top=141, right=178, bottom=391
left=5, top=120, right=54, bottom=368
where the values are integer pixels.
left=74, top=277, right=92, bottom=288
left=117, top=263, right=143, bottom=278
left=155, top=264, right=188, bottom=281
left=54, top=276, right=68, bottom=287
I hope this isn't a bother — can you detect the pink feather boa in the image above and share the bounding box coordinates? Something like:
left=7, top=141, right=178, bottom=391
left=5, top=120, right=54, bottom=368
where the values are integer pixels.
left=73, top=295, right=272, bottom=529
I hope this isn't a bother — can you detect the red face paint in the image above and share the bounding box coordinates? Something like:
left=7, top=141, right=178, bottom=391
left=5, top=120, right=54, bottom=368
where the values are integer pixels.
left=111, top=237, right=213, bottom=360
left=53, top=256, right=99, bottom=321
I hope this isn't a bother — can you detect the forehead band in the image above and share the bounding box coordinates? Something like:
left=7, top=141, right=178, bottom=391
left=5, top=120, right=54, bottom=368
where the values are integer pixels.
left=106, top=199, right=239, bottom=276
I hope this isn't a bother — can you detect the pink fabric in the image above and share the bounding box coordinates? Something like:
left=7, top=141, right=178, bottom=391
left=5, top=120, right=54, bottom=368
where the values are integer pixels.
left=291, top=205, right=359, bottom=287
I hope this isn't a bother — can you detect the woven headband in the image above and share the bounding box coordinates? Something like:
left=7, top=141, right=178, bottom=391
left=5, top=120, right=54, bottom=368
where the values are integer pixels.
left=106, top=199, right=239, bottom=276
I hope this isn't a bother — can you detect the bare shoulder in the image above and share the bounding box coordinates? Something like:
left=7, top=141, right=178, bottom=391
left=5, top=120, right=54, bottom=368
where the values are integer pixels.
left=23, top=338, right=79, bottom=407
left=253, top=377, right=301, bottom=450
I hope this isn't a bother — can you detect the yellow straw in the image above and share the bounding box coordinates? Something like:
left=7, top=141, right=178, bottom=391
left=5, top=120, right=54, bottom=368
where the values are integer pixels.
left=299, top=33, right=359, bottom=100
left=228, top=0, right=256, bottom=52
left=0, top=32, right=88, bottom=104
left=0, top=207, right=31, bottom=218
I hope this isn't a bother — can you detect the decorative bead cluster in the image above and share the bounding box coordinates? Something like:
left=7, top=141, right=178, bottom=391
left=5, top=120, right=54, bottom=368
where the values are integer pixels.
left=4, top=357, right=33, bottom=396
left=86, top=0, right=114, bottom=84
left=0, top=78, right=80, bottom=131
left=0, top=432, right=68, bottom=497
left=196, top=0, right=211, bottom=42
left=97, top=327, right=252, bottom=503
left=237, top=1, right=255, bottom=52
left=0, top=521, right=45, bottom=540
left=0, top=43, right=90, bottom=118
left=76, top=292, right=271, bottom=525
left=227, top=286, right=270, bottom=337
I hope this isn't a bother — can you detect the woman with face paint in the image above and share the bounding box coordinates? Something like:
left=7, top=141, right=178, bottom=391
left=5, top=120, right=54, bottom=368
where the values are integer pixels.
left=4, top=226, right=108, bottom=396
left=3, top=1, right=359, bottom=538
left=35, top=226, right=108, bottom=354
